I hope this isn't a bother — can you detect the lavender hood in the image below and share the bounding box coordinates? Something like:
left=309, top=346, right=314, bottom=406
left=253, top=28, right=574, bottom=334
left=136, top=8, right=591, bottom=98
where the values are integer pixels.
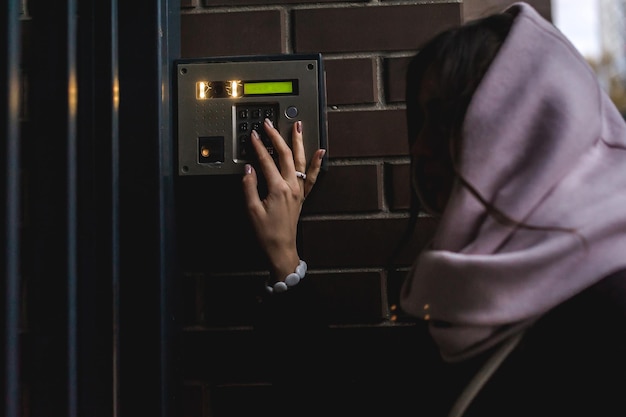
left=400, top=2, right=626, bottom=362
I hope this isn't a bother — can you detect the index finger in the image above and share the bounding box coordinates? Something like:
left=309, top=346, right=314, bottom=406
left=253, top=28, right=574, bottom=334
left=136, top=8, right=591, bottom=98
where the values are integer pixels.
left=249, top=129, right=283, bottom=186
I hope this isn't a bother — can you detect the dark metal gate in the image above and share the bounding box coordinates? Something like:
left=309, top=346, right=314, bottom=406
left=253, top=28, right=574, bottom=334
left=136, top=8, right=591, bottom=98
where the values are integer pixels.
left=1, top=0, right=180, bottom=415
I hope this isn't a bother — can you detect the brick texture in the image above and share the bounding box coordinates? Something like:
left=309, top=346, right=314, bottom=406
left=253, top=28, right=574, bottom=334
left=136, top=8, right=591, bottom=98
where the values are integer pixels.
left=293, top=4, right=462, bottom=53
left=386, top=162, right=412, bottom=211
left=302, top=164, right=383, bottom=214
left=180, top=11, right=285, bottom=57
left=327, top=109, right=408, bottom=158
left=300, top=217, right=437, bottom=268
left=385, top=56, right=413, bottom=104
left=324, top=58, right=378, bottom=105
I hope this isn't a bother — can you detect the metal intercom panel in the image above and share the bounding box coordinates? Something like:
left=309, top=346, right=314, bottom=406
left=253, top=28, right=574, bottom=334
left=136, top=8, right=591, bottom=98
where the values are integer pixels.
left=175, top=54, right=328, bottom=176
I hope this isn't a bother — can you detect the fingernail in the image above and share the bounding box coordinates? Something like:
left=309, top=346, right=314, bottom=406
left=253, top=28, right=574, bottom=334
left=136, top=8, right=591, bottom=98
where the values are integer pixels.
left=319, top=149, right=326, bottom=160
left=251, top=130, right=259, bottom=140
left=265, top=118, right=273, bottom=128
left=245, top=164, right=252, bottom=175
left=296, top=121, right=302, bottom=133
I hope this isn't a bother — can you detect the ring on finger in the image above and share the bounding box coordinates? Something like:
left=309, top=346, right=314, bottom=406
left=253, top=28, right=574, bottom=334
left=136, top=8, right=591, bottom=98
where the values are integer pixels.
left=295, top=171, right=307, bottom=180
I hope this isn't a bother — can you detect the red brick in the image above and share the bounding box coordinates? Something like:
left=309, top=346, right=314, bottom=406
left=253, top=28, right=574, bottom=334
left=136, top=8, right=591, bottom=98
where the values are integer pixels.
left=293, top=3, right=462, bottom=53
left=310, top=271, right=385, bottom=323
left=303, top=164, right=382, bottom=214
left=384, top=56, right=413, bottom=104
left=385, top=162, right=412, bottom=211
left=324, top=58, right=377, bottom=105
left=180, top=11, right=285, bottom=58
left=301, top=217, right=438, bottom=268
left=327, top=109, right=409, bottom=158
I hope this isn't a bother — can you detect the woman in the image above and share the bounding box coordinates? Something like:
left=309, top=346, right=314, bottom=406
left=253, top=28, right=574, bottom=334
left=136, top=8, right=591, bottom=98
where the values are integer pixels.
left=242, top=2, right=626, bottom=416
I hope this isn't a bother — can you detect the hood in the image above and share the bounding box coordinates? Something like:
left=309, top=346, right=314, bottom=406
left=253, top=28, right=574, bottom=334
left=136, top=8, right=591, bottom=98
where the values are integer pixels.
left=400, top=2, right=626, bottom=362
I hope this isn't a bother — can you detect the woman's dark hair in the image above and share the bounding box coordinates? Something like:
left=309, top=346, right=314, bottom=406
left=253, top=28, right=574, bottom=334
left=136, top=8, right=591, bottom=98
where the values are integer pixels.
left=387, top=11, right=515, bottom=266
left=405, top=12, right=515, bottom=153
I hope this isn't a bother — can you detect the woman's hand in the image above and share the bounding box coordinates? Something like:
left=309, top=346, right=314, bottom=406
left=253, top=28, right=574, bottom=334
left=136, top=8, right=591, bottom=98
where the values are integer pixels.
left=242, top=118, right=325, bottom=282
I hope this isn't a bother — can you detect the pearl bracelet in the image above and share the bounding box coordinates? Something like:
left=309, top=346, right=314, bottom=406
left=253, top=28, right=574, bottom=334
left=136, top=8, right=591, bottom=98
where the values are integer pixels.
left=265, top=260, right=307, bottom=294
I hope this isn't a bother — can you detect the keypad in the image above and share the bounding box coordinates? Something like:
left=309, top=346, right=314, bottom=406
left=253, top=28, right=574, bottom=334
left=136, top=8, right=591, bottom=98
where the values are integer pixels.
left=236, top=103, right=279, bottom=162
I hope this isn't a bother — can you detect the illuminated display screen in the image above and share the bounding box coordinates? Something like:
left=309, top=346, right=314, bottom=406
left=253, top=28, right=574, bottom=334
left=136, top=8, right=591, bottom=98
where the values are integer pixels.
left=195, top=79, right=298, bottom=99
left=244, top=80, right=295, bottom=95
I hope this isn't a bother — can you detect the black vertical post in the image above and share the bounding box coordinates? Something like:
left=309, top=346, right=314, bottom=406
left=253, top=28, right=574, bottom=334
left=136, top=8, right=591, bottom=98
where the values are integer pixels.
left=1, top=1, right=22, bottom=416
left=22, top=0, right=118, bottom=414
left=25, top=0, right=78, bottom=414
left=117, top=0, right=180, bottom=415
left=75, top=0, right=118, bottom=415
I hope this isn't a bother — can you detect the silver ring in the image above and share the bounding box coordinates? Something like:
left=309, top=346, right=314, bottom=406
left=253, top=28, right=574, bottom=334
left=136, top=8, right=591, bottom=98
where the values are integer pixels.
left=295, top=171, right=307, bottom=180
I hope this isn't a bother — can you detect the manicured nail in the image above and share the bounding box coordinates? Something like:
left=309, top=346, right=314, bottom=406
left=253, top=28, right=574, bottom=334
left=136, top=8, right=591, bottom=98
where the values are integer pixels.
left=265, top=118, right=273, bottom=128
left=319, top=149, right=326, bottom=159
left=245, top=164, right=252, bottom=175
left=251, top=130, right=259, bottom=140
left=296, top=120, right=302, bottom=133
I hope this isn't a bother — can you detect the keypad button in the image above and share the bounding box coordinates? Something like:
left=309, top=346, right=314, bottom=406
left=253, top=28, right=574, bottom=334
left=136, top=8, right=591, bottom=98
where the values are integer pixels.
left=235, top=103, right=280, bottom=162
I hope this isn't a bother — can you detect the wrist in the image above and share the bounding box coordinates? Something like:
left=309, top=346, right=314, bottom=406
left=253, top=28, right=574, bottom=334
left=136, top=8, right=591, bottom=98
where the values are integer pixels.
left=269, top=250, right=300, bottom=282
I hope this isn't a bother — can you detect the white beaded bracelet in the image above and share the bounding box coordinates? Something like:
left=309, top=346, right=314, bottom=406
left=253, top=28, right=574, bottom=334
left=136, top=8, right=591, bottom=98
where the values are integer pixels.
left=265, top=260, right=307, bottom=294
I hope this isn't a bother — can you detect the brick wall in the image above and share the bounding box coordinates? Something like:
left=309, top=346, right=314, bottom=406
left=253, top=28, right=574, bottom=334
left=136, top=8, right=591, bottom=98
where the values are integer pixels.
left=176, top=1, right=551, bottom=416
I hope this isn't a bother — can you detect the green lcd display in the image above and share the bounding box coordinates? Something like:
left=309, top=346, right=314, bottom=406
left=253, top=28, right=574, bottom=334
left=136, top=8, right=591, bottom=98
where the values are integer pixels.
left=244, top=80, right=294, bottom=96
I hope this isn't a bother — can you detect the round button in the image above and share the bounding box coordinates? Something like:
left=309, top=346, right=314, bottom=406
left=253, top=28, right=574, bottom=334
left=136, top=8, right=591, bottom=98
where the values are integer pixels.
left=285, top=106, right=299, bottom=119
